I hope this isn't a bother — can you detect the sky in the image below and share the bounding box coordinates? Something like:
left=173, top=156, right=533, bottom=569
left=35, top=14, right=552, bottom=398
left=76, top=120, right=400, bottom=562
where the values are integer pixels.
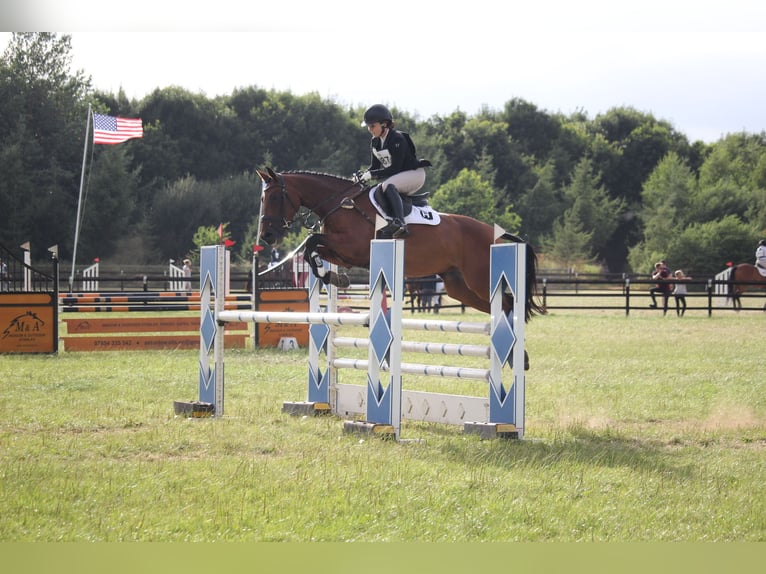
left=2, top=0, right=766, bottom=143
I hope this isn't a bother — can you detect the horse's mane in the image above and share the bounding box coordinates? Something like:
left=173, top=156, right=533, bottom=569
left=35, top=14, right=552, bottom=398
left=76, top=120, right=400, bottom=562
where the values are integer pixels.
left=284, top=170, right=354, bottom=184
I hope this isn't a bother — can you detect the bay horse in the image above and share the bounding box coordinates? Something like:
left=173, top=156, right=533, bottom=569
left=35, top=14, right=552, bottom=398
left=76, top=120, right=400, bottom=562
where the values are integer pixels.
left=256, top=168, right=543, bottom=323
left=728, top=263, right=766, bottom=310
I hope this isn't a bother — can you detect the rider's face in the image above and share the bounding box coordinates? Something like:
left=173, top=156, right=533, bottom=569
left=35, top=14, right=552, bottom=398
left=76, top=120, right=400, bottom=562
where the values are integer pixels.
left=366, top=122, right=385, bottom=138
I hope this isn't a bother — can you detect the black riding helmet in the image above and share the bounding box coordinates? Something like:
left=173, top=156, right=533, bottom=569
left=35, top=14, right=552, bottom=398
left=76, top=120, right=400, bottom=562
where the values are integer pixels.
left=361, top=104, right=393, bottom=127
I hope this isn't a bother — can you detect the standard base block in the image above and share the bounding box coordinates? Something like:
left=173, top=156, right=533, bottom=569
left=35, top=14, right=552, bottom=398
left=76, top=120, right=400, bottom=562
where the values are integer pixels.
left=281, top=401, right=332, bottom=416
left=173, top=400, right=215, bottom=418
left=463, top=421, right=519, bottom=439
left=342, top=420, right=396, bottom=438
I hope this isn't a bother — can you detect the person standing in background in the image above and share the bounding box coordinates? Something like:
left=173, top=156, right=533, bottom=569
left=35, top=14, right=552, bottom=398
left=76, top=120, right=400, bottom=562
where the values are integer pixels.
left=182, top=258, right=192, bottom=291
left=672, top=269, right=692, bottom=317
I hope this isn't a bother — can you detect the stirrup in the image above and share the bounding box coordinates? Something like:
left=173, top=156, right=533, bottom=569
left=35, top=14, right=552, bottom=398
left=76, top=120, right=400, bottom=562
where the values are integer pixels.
left=391, top=219, right=409, bottom=239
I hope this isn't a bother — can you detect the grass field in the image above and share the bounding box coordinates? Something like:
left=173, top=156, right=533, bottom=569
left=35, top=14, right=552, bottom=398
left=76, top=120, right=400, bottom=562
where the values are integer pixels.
left=0, top=307, right=764, bottom=542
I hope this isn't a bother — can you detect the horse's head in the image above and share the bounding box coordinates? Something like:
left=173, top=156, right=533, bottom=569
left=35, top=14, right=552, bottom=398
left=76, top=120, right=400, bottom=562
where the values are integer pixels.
left=257, top=167, right=301, bottom=246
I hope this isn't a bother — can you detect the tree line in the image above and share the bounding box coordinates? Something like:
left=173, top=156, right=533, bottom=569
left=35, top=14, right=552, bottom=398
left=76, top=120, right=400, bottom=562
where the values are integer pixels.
left=1, top=33, right=764, bottom=276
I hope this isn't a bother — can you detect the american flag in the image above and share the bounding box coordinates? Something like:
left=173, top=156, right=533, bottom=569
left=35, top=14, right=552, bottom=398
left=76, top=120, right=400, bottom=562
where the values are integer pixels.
left=93, top=113, right=143, bottom=145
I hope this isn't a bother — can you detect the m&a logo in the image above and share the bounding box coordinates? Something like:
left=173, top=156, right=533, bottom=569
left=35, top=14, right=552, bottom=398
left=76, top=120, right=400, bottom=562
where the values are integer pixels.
left=2, top=311, right=46, bottom=339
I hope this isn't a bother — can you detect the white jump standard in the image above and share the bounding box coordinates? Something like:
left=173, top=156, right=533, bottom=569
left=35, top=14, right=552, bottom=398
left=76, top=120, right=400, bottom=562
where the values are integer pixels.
left=197, top=238, right=527, bottom=440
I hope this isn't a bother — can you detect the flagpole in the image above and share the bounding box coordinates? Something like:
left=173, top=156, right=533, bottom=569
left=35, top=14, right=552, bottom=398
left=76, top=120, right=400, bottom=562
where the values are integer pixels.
left=69, top=103, right=92, bottom=293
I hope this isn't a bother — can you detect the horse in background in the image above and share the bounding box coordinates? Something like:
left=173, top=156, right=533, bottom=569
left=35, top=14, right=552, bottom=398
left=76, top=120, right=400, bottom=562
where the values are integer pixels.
left=728, top=263, right=766, bottom=310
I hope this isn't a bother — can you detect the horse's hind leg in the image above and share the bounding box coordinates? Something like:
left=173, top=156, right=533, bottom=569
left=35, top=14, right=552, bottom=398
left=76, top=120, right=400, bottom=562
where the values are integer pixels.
left=440, top=269, right=490, bottom=314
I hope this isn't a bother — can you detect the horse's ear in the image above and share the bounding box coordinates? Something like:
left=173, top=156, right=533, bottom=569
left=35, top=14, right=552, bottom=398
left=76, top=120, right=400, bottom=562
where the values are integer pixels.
left=256, top=169, right=270, bottom=183
left=267, top=167, right=278, bottom=179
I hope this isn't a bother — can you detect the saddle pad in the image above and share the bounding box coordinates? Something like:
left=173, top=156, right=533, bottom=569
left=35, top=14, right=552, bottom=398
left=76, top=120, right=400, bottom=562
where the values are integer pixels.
left=368, top=188, right=441, bottom=226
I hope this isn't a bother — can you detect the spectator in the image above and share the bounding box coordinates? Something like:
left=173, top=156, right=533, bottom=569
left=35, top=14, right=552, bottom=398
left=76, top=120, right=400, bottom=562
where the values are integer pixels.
left=756, top=239, right=766, bottom=270
left=182, top=259, right=192, bottom=291
left=672, top=269, right=692, bottom=317
left=649, top=262, right=671, bottom=315
left=0, top=257, right=8, bottom=291
left=268, top=249, right=280, bottom=270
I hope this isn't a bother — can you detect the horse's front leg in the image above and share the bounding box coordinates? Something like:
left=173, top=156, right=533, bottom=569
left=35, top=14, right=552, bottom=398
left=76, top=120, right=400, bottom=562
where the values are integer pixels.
left=304, top=234, right=351, bottom=288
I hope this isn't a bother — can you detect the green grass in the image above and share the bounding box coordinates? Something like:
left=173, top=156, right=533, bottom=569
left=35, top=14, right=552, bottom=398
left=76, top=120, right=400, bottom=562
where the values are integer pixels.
left=1, top=310, right=764, bottom=541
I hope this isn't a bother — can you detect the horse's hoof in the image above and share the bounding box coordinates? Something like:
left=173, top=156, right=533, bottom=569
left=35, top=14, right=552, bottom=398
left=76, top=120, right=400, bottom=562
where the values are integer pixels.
left=524, top=351, right=530, bottom=371
left=327, top=271, right=351, bottom=288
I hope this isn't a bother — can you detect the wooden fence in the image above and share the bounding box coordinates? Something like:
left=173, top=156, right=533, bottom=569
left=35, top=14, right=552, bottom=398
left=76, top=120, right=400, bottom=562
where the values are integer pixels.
left=539, top=276, right=765, bottom=315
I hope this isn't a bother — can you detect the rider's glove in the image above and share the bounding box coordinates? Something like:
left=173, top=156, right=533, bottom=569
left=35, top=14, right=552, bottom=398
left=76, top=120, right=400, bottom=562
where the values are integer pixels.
left=353, top=170, right=371, bottom=183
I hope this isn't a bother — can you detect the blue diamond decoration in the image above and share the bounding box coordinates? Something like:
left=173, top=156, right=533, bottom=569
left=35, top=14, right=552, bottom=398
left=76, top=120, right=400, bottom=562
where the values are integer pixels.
left=308, top=367, right=330, bottom=403
left=200, top=247, right=218, bottom=289
left=370, top=240, right=395, bottom=296
left=366, top=373, right=392, bottom=424
left=491, top=245, right=518, bottom=301
left=201, top=308, right=216, bottom=352
left=310, top=323, right=330, bottom=354
left=199, top=363, right=215, bottom=401
left=370, top=313, right=393, bottom=366
left=491, top=311, right=516, bottom=367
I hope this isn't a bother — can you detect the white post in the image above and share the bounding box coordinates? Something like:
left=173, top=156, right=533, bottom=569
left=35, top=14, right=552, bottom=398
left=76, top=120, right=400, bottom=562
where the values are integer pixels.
left=70, top=104, right=92, bottom=292
left=20, top=242, right=31, bottom=291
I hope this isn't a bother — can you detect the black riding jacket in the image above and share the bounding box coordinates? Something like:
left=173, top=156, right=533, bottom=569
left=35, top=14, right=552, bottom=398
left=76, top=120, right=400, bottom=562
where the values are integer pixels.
left=367, top=129, right=422, bottom=179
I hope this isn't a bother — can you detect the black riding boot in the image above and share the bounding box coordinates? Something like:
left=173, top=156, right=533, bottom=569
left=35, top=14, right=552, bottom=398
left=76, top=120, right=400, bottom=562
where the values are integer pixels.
left=382, top=184, right=409, bottom=238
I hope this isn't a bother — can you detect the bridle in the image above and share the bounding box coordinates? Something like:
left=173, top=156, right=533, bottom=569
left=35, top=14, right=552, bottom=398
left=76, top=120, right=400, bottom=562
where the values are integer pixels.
left=260, top=172, right=375, bottom=239
left=260, top=172, right=304, bottom=236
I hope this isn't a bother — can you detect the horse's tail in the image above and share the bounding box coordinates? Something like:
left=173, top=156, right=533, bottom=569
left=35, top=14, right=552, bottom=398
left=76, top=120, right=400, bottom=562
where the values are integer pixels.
left=500, top=232, right=545, bottom=321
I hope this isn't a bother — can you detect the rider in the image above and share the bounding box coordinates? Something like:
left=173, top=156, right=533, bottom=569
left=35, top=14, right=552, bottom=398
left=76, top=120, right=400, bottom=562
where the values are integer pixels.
left=756, top=239, right=766, bottom=270
left=355, top=104, right=430, bottom=239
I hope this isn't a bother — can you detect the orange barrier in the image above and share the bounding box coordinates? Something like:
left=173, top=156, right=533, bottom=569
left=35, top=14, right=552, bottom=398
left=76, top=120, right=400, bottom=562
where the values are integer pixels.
left=64, top=333, right=248, bottom=351
left=62, top=316, right=249, bottom=351
left=58, top=289, right=311, bottom=349
left=0, top=293, right=58, bottom=354
left=254, top=289, right=310, bottom=347
left=59, top=291, right=252, bottom=313
left=64, top=317, right=248, bottom=334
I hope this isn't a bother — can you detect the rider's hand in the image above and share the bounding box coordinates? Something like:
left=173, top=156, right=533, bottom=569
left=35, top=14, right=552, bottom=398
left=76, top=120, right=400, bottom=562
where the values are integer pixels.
left=353, top=170, right=371, bottom=183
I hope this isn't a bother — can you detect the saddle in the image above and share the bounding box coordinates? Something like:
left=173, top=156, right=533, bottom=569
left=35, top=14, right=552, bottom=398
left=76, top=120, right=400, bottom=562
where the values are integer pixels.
left=372, top=186, right=430, bottom=217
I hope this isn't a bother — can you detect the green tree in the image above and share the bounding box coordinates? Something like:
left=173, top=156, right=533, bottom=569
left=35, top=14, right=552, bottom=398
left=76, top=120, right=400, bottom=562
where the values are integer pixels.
left=689, top=132, right=766, bottom=223
left=501, top=98, right=562, bottom=160
left=76, top=145, right=139, bottom=260
left=669, top=215, right=757, bottom=275
left=542, top=207, right=594, bottom=270
left=189, top=223, right=232, bottom=262
left=0, top=33, right=91, bottom=255
left=147, top=173, right=260, bottom=261
left=628, top=152, right=697, bottom=273
left=431, top=168, right=521, bottom=232
left=561, top=157, right=623, bottom=261
left=517, top=160, right=563, bottom=245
